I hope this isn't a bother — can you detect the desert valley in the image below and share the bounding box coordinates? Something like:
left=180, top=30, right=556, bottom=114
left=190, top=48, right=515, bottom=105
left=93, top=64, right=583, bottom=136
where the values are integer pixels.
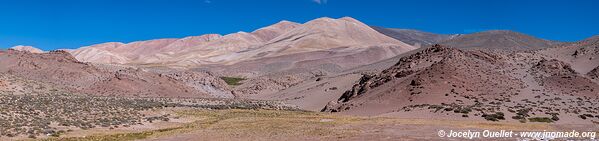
left=1, top=16, right=599, bottom=140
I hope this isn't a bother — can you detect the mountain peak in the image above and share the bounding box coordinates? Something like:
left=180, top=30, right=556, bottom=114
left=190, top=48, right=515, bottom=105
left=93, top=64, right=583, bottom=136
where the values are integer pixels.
left=88, top=42, right=125, bottom=48
left=262, top=16, right=415, bottom=55
left=339, top=16, right=360, bottom=23
left=476, top=30, right=524, bottom=35
left=483, top=30, right=514, bottom=33
left=10, top=45, right=45, bottom=53
left=181, top=34, right=222, bottom=41
left=303, top=17, right=368, bottom=28
left=252, top=20, right=301, bottom=41
left=275, top=20, right=298, bottom=25
left=306, top=17, right=336, bottom=23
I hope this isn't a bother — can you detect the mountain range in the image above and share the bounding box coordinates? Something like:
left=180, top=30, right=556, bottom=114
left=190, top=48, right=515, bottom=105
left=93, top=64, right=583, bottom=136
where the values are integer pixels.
left=4, top=17, right=599, bottom=124
left=370, top=26, right=457, bottom=47
left=440, top=30, right=559, bottom=50
left=66, top=17, right=415, bottom=72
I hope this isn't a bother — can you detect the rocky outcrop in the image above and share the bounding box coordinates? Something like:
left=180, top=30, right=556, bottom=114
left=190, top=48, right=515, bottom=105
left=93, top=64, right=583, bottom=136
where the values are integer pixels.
left=587, top=67, right=599, bottom=80
left=538, top=35, right=599, bottom=74
left=162, top=71, right=234, bottom=98
left=531, top=59, right=578, bottom=76
left=234, top=74, right=304, bottom=95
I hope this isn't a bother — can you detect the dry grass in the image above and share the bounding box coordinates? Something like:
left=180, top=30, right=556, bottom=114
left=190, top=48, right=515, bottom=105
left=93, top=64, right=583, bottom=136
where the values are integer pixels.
left=32, top=109, right=557, bottom=141
left=33, top=109, right=360, bottom=141
left=371, top=118, right=554, bottom=131
left=167, top=109, right=362, bottom=139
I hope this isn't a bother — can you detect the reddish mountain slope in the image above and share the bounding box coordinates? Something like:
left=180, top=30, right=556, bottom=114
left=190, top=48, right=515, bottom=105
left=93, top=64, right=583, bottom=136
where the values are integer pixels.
left=440, top=30, right=556, bottom=50
left=539, top=35, right=599, bottom=74
left=323, top=45, right=599, bottom=123
left=0, top=50, right=233, bottom=98
left=68, top=17, right=416, bottom=72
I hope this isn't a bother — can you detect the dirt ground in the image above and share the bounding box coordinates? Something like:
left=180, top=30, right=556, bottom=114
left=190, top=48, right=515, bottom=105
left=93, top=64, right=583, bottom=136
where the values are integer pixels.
left=27, top=108, right=598, bottom=141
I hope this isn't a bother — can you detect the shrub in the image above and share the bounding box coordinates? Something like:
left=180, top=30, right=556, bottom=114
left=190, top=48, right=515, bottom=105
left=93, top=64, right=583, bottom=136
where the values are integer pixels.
left=579, top=115, right=587, bottom=120
left=453, top=107, right=472, bottom=114
left=482, top=112, right=505, bottom=121
left=220, top=77, right=246, bottom=86
left=548, top=114, right=560, bottom=121
left=512, top=115, right=524, bottom=120
left=528, top=117, right=553, bottom=123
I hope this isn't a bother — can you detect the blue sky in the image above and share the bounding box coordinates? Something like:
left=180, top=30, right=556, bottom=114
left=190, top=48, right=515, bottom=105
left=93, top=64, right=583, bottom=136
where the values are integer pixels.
left=1, top=0, right=598, bottom=50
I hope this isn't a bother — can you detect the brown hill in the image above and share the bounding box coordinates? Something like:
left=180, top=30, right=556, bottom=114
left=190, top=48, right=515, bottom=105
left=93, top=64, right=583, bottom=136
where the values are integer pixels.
left=69, top=42, right=131, bottom=64
left=0, top=50, right=233, bottom=98
left=539, top=35, right=599, bottom=74
left=370, top=26, right=456, bottom=47
left=322, top=45, right=599, bottom=123
left=440, top=30, right=556, bottom=50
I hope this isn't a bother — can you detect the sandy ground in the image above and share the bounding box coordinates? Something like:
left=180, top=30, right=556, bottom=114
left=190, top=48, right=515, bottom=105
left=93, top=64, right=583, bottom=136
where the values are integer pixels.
left=30, top=109, right=598, bottom=141
left=249, top=73, right=362, bottom=111
left=141, top=110, right=597, bottom=141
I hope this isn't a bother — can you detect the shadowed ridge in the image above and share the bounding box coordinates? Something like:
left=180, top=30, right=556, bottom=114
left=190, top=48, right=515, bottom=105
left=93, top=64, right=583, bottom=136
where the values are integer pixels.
left=440, top=30, right=556, bottom=50
left=370, top=26, right=455, bottom=47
